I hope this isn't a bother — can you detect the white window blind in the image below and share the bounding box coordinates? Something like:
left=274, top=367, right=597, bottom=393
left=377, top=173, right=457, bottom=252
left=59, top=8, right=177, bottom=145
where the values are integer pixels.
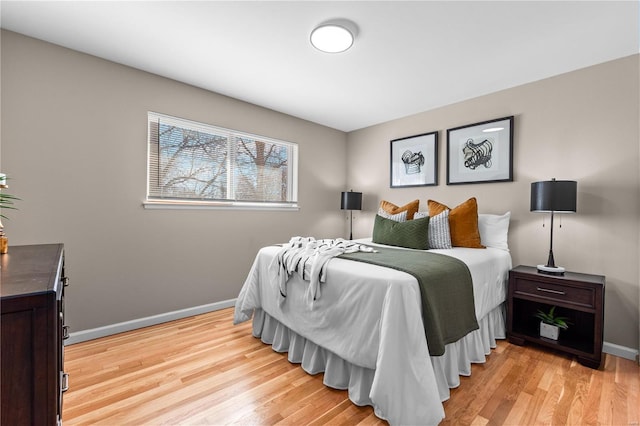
left=146, top=112, right=298, bottom=209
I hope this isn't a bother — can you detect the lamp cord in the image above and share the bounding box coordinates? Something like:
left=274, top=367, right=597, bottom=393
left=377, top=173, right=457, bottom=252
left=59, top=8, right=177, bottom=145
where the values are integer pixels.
left=543, top=215, right=563, bottom=228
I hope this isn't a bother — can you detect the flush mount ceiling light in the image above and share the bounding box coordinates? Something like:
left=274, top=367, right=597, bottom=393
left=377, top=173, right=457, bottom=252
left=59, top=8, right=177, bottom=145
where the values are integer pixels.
left=310, top=19, right=357, bottom=53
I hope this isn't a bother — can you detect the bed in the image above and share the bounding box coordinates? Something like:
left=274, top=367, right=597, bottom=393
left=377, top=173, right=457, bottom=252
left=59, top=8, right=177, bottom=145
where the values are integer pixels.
left=233, top=204, right=512, bottom=425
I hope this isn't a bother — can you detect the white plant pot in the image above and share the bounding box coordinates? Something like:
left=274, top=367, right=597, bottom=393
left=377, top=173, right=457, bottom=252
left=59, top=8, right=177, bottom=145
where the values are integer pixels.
left=540, top=322, right=560, bottom=340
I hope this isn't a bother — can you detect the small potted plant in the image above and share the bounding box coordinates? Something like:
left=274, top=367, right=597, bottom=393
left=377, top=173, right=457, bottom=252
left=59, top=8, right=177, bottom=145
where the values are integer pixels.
left=0, top=173, right=19, bottom=254
left=535, top=306, right=570, bottom=340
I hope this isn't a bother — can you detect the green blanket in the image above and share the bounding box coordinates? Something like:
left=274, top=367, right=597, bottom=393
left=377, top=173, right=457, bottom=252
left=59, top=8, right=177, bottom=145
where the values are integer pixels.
left=339, top=246, right=478, bottom=356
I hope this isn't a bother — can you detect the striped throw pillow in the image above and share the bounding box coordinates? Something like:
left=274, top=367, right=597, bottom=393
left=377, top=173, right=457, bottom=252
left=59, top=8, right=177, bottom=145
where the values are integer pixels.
left=377, top=207, right=408, bottom=222
left=415, top=210, right=452, bottom=249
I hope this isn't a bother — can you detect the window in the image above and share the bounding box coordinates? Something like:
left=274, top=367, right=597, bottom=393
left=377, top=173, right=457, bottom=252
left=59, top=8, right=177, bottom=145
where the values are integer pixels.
left=145, top=112, right=298, bottom=210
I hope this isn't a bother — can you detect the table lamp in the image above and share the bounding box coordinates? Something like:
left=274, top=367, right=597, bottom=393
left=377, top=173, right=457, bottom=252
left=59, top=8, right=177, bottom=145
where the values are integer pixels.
left=530, top=178, right=577, bottom=275
left=341, top=190, right=362, bottom=240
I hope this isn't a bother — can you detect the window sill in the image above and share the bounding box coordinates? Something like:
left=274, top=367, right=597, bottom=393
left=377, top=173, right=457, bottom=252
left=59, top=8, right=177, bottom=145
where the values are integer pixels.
left=142, top=199, right=300, bottom=211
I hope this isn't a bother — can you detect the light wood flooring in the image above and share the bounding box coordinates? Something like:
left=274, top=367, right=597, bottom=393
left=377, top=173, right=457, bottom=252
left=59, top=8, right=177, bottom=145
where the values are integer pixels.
left=63, top=307, right=639, bottom=425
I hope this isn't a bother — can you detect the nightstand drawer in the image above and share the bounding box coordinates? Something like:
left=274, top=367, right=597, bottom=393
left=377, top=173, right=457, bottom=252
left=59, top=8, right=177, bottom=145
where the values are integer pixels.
left=513, top=278, right=595, bottom=309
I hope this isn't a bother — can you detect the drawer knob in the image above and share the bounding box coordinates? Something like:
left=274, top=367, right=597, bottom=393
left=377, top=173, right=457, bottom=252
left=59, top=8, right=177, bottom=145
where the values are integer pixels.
left=536, top=286, right=566, bottom=295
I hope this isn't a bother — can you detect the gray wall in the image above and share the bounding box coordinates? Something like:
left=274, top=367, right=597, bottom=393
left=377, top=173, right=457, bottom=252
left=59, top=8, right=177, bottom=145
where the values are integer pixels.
left=2, top=30, right=639, bottom=354
left=1, top=31, right=347, bottom=331
left=347, top=55, right=640, bottom=351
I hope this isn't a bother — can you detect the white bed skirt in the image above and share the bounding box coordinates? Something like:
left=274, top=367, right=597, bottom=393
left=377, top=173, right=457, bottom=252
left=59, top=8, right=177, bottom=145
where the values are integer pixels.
left=251, top=304, right=506, bottom=423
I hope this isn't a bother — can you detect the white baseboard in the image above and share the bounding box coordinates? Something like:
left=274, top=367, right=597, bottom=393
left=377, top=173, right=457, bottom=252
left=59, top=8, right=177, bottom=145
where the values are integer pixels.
left=65, top=298, right=237, bottom=345
left=603, top=341, right=639, bottom=362
left=66, top=304, right=640, bottom=365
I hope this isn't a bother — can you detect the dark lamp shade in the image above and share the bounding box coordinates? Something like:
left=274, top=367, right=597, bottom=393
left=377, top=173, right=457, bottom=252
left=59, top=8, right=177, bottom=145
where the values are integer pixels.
left=530, top=180, right=577, bottom=213
left=341, top=191, right=362, bottom=210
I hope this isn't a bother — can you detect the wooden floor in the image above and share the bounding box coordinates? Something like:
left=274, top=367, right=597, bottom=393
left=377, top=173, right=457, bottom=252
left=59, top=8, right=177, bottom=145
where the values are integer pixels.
left=63, top=307, right=639, bottom=425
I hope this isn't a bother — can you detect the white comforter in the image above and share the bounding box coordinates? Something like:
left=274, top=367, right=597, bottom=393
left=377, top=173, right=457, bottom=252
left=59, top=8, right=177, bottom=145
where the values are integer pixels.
left=234, top=239, right=512, bottom=425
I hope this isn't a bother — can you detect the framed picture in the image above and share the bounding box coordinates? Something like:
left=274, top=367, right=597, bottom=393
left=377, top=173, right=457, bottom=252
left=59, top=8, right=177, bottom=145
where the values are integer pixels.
left=446, top=116, right=514, bottom=185
left=390, top=131, right=438, bottom=188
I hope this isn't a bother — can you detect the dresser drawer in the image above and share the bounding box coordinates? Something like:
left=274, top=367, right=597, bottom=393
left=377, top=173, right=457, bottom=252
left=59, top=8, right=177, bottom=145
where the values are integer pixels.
left=513, top=277, right=595, bottom=309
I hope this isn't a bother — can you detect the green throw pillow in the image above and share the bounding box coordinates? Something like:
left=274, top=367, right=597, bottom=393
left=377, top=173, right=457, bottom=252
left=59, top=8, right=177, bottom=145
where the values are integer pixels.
left=372, top=214, right=430, bottom=250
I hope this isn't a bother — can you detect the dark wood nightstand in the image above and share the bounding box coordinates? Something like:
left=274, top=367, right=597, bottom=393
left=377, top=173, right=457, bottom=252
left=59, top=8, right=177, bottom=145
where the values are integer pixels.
left=507, top=265, right=605, bottom=369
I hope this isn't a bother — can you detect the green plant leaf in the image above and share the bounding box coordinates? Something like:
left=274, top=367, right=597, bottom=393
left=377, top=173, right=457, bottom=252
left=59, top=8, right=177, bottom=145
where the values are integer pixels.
left=0, top=183, right=20, bottom=221
left=533, top=306, right=571, bottom=330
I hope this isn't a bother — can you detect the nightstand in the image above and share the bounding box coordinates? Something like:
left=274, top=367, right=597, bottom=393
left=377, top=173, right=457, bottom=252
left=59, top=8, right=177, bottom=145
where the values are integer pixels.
left=507, top=265, right=605, bottom=369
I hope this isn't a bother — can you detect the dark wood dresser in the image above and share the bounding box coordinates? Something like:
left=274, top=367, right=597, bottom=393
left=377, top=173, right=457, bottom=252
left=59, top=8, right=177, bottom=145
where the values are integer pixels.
left=1, top=244, right=69, bottom=425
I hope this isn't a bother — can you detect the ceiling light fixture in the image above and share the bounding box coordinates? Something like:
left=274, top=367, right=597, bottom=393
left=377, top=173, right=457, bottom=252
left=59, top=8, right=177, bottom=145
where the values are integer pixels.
left=310, top=19, right=357, bottom=53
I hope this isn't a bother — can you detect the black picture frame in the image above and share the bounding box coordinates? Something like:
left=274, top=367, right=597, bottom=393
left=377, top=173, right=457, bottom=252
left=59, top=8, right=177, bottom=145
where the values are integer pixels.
left=390, top=131, right=438, bottom=188
left=446, top=116, right=514, bottom=185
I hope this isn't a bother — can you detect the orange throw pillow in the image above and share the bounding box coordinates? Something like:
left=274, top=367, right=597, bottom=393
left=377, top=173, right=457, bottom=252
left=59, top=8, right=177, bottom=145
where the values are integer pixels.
left=379, top=199, right=420, bottom=220
left=428, top=197, right=484, bottom=248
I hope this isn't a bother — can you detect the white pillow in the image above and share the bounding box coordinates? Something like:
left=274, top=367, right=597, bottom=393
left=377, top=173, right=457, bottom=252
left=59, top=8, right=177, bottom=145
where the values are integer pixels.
left=377, top=207, right=407, bottom=222
left=415, top=210, right=452, bottom=249
left=478, top=212, right=511, bottom=251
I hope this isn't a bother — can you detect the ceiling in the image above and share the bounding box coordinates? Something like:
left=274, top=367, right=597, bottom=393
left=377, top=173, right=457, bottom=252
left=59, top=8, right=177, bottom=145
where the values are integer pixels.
left=1, top=1, right=638, bottom=132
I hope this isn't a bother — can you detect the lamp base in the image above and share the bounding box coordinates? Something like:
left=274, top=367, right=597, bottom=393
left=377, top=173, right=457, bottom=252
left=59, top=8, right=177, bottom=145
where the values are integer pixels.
left=537, top=264, right=565, bottom=276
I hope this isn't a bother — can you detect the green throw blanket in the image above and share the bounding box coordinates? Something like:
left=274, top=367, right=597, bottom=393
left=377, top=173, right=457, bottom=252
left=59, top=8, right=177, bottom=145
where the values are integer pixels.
left=339, top=246, right=478, bottom=356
